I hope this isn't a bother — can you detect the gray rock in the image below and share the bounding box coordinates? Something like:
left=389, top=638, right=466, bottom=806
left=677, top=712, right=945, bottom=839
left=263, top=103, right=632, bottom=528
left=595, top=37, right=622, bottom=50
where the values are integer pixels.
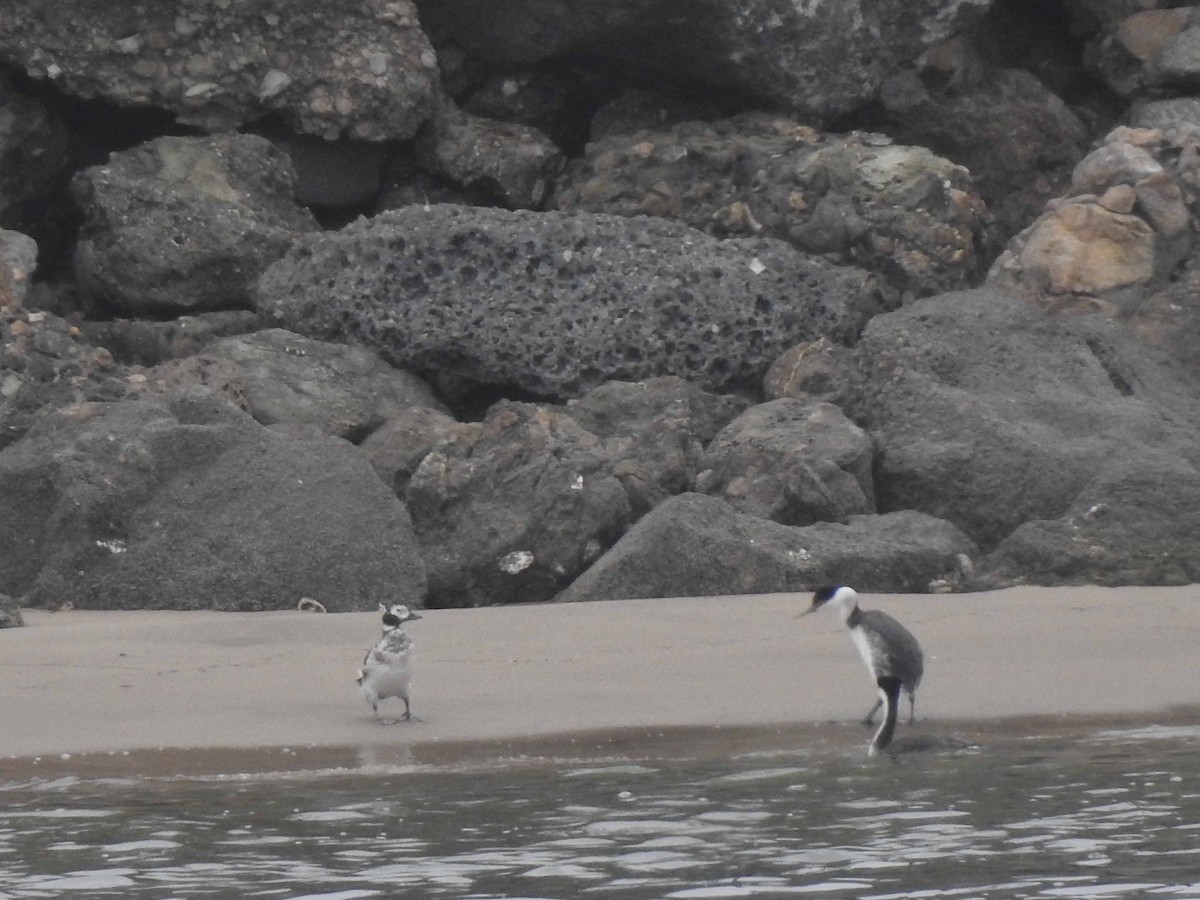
left=856, top=287, right=1200, bottom=555
left=80, top=311, right=264, bottom=367
left=0, top=388, right=426, bottom=611
left=0, top=229, right=36, bottom=307
left=976, top=455, right=1200, bottom=587
left=1086, top=7, right=1200, bottom=98
left=763, top=337, right=865, bottom=410
left=1129, top=98, right=1200, bottom=139
left=565, top=376, right=751, bottom=516
left=360, top=405, right=465, bottom=496
left=414, top=100, right=565, bottom=209
left=556, top=493, right=978, bottom=602
left=418, top=0, right=989, bottom=120
left=73, top=134, right=318, bottom=316
left=406, top=400, right=631, bottom=607
left=0, top=1, right=439, bottom=140
left=206, top=328, right=447, bottom=440
left=0, top=592, right=22, bottom=628
left=553, top=114, right=985, bottom=297
left=696, top=399, right=875, bottom=526
left=256, top=204, right=887, bottom=400
left=0, top=308, right=133, bottom=450
left=873, top=67, right=1089, bottom=244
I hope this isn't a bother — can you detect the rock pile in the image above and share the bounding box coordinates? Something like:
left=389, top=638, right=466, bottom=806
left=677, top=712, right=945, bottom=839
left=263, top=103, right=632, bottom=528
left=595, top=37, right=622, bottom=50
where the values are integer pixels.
left=2, top=0, right=1199, bottom=610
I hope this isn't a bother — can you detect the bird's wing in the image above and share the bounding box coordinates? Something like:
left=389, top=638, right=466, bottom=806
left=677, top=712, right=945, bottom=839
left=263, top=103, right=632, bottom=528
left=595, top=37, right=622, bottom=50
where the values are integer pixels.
left=858, top=610, right=924, bottom=684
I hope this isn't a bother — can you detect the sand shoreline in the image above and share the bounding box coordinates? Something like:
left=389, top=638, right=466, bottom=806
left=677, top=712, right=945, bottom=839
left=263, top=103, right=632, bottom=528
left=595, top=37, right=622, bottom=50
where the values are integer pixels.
left=2, top=585, right=1198, bottom=775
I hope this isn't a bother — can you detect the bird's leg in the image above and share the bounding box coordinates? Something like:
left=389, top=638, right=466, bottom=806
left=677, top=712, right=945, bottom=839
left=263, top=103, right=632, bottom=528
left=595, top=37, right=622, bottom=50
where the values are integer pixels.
left=403, top=698, right=412, bottom=721
left=862, top=697, right=882, bottom=726
left=908, top=692, right=917, bottom=725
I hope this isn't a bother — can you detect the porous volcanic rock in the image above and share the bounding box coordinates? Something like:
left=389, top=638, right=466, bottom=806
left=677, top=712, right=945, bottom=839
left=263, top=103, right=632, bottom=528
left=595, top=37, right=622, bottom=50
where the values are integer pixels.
left=564, top=376, right=751, bottom=516
left=556, top=493, right=977, bottom=602
left=0, top=0, right=439, bottom=140
left=696, top=399, right=875, bottom=526
left=204, top=328, right=447, bottom=440
left=73, top=134, right=318, bottom=316
left=0, top=388, right=425, bottom=611
left=553, top=114, right=986, bottom=297
left=416, top=0, right=990, bottom=120
left=857, top=287, right=1200, bottom=579
left=406, top=400, right=630, bottom=607
left=257, top=204, right=887, bottom=400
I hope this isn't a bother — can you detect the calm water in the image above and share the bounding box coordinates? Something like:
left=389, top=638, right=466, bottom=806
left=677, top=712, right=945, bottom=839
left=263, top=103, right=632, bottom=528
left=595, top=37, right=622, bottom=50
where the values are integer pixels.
left=3, top=724, right=1200, bottom=899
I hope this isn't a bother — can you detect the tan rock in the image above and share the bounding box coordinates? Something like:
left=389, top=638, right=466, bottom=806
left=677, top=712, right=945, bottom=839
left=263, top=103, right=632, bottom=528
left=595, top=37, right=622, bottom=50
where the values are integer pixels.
left=1017, top=201, right=1155, bottom=295
left=1116, top=9, right=1190, bottom=61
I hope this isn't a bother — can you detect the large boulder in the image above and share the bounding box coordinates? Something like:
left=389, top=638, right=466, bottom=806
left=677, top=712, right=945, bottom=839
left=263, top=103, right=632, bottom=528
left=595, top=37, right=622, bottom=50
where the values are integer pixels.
left=73, top=134, right=318, bottom=316
left=556, top=493, right=977, bottom=602
left=0, top=0, right=439, bottom=140
left=856, top=287, right=1200, bottom=579
left=696, top=399, right=875, bottom=526
left=0, top=389, right=426, bottom=610
left=417, top=0, right=990, bottom=120
left=204, top=328, right=447, bottom=440
left=553, top=115, right=986, bottom=298
left=406, top=401, right=631, bottom=607
left=257, top=204, right=887, bottom=400
left=563, top=376, right=750, bottom=516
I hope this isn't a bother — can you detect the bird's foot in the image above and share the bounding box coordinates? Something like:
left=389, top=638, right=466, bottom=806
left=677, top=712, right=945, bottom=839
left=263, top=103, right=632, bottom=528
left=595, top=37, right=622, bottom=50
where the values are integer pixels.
left=861, top=716, right=878, bottom=727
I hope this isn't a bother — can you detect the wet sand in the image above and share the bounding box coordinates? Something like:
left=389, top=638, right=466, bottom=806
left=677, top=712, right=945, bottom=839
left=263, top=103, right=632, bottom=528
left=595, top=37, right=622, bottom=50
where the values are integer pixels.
left=2, top=585, right=1198, bottom=772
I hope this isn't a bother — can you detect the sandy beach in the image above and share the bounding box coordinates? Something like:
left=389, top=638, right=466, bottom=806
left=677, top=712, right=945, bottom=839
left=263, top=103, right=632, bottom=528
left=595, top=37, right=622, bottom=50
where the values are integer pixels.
left=2, top=585, right=1198, bottom=771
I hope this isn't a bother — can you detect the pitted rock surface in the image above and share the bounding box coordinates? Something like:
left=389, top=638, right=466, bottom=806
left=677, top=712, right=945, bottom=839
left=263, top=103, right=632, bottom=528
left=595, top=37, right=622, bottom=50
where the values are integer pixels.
left=257, top=204, right=887, bottom=399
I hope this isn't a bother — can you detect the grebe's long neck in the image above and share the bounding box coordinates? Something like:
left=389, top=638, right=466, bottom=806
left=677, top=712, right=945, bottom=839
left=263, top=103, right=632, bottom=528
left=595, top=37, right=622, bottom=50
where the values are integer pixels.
left=869, top=676, right=902, bottom=756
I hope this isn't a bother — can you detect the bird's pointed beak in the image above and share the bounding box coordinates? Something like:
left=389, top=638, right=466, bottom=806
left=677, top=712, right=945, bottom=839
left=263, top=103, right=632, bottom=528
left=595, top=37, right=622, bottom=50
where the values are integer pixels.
left=407, top=611, right=423, bottom=622
left=794, top=605, right=817, bottom=619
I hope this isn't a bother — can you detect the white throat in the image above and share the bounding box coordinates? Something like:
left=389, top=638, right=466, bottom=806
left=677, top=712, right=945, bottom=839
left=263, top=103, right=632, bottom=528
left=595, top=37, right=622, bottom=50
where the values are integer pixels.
left=827, top=586, right=859, bottom=627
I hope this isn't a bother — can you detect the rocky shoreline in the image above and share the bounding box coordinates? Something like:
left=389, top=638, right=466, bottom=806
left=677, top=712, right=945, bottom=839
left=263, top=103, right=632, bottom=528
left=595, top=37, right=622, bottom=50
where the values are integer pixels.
left=2, top=1, right=1199, bottom=612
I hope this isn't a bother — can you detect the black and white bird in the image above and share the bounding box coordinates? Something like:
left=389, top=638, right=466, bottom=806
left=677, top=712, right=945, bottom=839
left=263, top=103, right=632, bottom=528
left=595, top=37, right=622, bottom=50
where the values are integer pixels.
left=357, top=603, right=422, bottom=723
left=799, top=585, right=924, bottom=752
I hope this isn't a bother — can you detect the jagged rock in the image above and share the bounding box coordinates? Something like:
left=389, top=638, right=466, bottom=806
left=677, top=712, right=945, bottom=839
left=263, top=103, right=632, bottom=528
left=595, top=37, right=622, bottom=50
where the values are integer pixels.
left=553, top=114, right=985, bottom=297
left=413, top=100, right=564, bottom=209
left=406, top=400, right=631, bottom=607
left=257, top=204, right=887, bottom=400
left=417, top=0, right=990, bottom=120
left=0, top=0, right=439, bottom=140
left=564, top=376, right=751, bottom=516
left=989, top=125, right=1198, bottom=301
left=873, top=67, right=1090, bottom=242
left=696, top=399, right=874, bottom=526
left=360, top=405, right=465, bottom=496
left=0, top=388, right=426, bottom=610
left=1086, top=7, right=1200, bottom=98
left=73, top=134, right=318, bottom=316
left=203, top=329, right=447, bottom=440
left=556, top=493, right=977, bottom=602
left=857, top=287, right=1200, bottom=563
left=763, top=337, right=865, bottom=409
